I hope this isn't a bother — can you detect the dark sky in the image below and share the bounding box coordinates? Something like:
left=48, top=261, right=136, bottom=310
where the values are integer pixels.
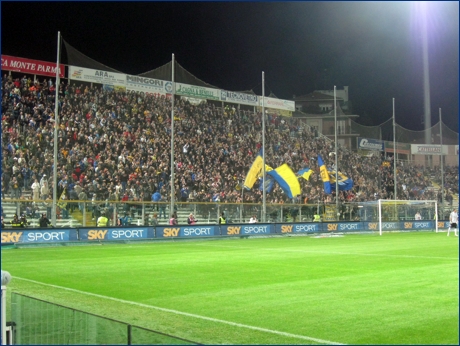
left=1, top=1, right=459, bottom=131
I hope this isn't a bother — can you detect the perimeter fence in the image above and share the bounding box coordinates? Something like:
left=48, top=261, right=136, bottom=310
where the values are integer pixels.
left=10, top=292, right=199, bottom=345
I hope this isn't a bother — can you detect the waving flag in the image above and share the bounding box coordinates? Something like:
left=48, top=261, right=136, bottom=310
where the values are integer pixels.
left=328, top=170, right=354, bottom=191
left=257, top=164, right=273, bottom=178
left=243, top=148, right=264, bottom=189
left=259, top=175, right=275, bottom=192
left=317, top=155, right=331, bottom=194
left=267, top=163, right=301, bottom=199
left=297, top=168, right=313, bottom=181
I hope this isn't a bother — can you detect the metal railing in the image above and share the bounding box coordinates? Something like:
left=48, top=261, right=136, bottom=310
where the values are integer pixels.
left=3, top=199, right=453, bottom=229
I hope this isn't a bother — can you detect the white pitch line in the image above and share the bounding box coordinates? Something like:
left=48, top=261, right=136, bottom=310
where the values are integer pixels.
left=194, top=242, right=459, bottom=261
left=14, top=276, right=345, bottom=345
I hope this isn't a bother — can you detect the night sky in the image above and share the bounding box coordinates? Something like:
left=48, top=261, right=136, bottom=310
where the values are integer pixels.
left=1, top=1, right=458, bottom=131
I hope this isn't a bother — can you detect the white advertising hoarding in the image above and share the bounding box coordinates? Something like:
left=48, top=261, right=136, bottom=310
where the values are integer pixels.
left=261, top=97, right=295, bottom=111
left=69, top=66, right=126, bottom=86
left=410, top=144, right=448, bottom=155
left=220, top=90, right=258, bottom=106
left=126, top=75, right=172, bottom=95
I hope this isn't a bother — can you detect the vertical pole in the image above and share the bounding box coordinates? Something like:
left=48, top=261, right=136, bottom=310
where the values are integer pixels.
left=52, top=31, right=61, bottom=227
left=170, top=54, right=175, bottom=218
left=393, top=98, right=397, bottom=200
left=439, top=109, right=444, bottom=218
left=421, top=5, right=432, bottom=164
left=435, top=200, right=439, bottom=233
left=378, top=199, right=382, bottom=236
left=1, top=286, right=6, bottom=345
left=334, top=86, right=339, bottom=220
left=240, top=187, right=243, bottom=222
left=262, top=72, right=266, bottom=222
left=113, top=203, right=117, bottom=226
left=141, top=203, right=145, bottom=226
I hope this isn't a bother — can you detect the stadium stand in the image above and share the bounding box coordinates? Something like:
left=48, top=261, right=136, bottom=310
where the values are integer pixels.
left=1, top=74, right=458, bottom=227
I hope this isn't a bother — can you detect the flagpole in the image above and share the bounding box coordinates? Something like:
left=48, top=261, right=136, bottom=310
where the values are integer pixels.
left=334, top=86, right=339, bottom=220
left=241, top=183, right=244, bottom=222
left=170, top=54, right=175, bottom=217
left=393, top=98, right=397, bottom=200
left=439, top=108, right=444, bottom=217
left=262, top=71, right=266, bottom=222
left=52, top=31, right=61, bottom=227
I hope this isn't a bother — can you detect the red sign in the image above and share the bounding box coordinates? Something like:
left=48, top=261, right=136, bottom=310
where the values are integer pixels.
left=1, top=55, right=64, bottom=78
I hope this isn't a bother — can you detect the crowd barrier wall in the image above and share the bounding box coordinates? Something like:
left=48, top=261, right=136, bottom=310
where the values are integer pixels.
left=1, top=221, right=449, bottom=245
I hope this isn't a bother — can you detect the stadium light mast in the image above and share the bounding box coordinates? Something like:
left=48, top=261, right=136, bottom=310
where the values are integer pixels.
left=393, top=98, right=397, bottom=200
left=170, top=54, right=175, bottom=217
left=262, top=71, right=266, bottom=223
left=439, top=108, right=444, bottom=217
left=52, top=31, right=61, bottom=227
left=334, top=86, right=339, bottom=220
left=421, top=2, right=432, bottom=165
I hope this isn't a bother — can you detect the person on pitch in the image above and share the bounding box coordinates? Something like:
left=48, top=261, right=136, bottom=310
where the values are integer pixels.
left=447, top=208, right=458, bottom=236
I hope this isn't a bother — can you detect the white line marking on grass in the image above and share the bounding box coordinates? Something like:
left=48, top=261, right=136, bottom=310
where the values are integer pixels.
left=194, top=243, right=459, bottom=261
left=14, top=276, right=345, bottom=345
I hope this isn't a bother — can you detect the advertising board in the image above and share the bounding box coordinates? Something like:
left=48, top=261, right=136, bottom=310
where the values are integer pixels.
left=220, top=90, right=258, bottom=106
left=261, top=97, right=295, bottom=111
left=125, top=75, right=172, bottom=95
left=275, top=223, right=320, bottom=234
left=79, top=227, right=152, bottom=241
left=1, top=229, right=77, bottom=243
left=1, top=55, right=64, bottom=77
left=220, top=224, right=274, bottom=236
left=175, top=83, right=220, bottom=100
left=156, top=226, right=217, bottom=238
left=68, top=66, right=126, bottom=86
left=410, top=144, right=448, bottom=155
left=357, top=137, right=384, bottom=151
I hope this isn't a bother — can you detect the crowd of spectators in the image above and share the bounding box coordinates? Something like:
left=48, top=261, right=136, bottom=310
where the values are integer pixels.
left=1, top=74, right=457, bottom=221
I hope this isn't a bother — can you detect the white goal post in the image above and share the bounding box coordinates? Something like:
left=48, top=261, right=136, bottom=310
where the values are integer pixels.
left=377, top=199, right=438, bottom=236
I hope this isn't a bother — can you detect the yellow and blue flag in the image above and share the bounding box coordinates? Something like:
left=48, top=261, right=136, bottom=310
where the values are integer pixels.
left=267, top=163, right=301, bottom=199
left=259, top=175, right=275, bottom=192
left=258, top=164, right=275, bottom=192
left=317, top=155, right=332, bottom=194
left=297, top=168, right=313, bottom=181
left=328, top=170, right=354, bottom=191
left=257, top=164, right=274, bottom=179
left=243, top=148, right=264, bottom=190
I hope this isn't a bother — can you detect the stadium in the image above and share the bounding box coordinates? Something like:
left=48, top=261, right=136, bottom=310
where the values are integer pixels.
left=1, top=8, right=459, bottom=344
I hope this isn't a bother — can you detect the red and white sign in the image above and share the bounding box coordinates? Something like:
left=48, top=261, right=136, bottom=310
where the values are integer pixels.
left=1, top=55, right=64, bottom=77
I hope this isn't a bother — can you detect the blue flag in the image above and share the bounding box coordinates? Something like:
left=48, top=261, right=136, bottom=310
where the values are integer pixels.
left=259, top=175, right=275, bottom=193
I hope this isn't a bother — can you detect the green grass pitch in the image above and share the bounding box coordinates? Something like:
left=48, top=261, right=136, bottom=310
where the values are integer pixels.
left=2, top=232, right=458, bottom=344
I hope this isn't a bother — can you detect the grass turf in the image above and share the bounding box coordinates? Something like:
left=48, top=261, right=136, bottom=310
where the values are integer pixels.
left=2, top=232, right=458, bottom=344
